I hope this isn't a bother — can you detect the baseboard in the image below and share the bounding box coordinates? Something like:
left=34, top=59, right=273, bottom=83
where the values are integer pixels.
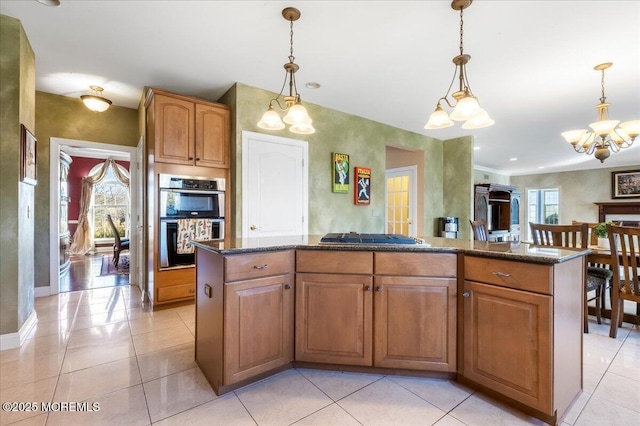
left=34, top=286, right=51, bottom=298
left=0, top=310, right=38, bottom=351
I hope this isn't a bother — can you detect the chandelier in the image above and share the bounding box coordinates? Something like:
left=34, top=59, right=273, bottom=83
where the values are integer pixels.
left=561, top=63, right=639, bottom=162
left=257, top=7, right=315, bottom=135
left=424, top=0, right=493, bottom=130
left=80, top=86, right=112, bottom=112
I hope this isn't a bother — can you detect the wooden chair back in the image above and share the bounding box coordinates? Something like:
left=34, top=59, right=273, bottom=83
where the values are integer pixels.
left=529, top=222, right=588, bottom=248
left=106, top=214, right=122, bottom=247
left=606, top=223, right=640, bottom=337
left=572, top=221, right=599, bottom=246
left=470, top=220, right=489, bottom=242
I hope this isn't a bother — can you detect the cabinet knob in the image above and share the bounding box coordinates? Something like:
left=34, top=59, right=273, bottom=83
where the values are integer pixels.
left=376, top=286, right=382, bottom=292
left=196, top=157, right=200, bottom=161
left=365, top=285, right=371, bottom=291
left=463, top=291, right=470, bottom=298
left=284, top=284, right=291, bottom=290
left=188, top=157, right=194, bottom=160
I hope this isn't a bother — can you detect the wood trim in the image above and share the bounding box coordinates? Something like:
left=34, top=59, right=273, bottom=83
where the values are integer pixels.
left=595, top=202, right=640, bottom=223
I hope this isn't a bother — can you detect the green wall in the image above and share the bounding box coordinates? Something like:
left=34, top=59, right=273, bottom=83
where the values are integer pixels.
left=33, top=92, right=139, bottom=288
left=0, top=15, right=35, bottom=335
left=220, top=83, right=474, bottom=239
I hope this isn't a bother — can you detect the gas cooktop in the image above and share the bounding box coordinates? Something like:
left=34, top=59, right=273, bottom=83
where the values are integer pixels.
left=320, top=233, right=422, bottom=245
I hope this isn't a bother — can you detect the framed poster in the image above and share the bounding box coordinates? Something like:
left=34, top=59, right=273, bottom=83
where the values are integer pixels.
left=332, top=152, right=349, bottom=193
left=354, top=167, right=371, bottom=205
left=611, top=169, right=640, bottom=199
left=20, top=124, right=37, bottom=186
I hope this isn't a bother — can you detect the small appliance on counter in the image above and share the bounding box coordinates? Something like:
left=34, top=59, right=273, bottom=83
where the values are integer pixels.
left=439, top=217, right=459, bottom=239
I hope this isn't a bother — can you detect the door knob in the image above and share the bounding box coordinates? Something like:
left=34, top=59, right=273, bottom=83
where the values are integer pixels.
left=463, top=291, right=470, bottom=298
left=250, top=225, right=257, bottom=230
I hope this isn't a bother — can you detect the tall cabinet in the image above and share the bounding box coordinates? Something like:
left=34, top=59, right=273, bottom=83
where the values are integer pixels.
left=474, top=184, right=520, bottom=242
left=145, top=88, right=231, bottom=309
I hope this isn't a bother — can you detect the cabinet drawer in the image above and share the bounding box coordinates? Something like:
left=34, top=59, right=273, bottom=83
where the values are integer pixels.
left=157, top=283, right=195, bottom=302
left=464, top=256, right=553, bottom=295
left=225, top=250, right=294, bottom=282
left=375, top=252, right=456, bottom=277
left=296, top=250, right=373, bottom=274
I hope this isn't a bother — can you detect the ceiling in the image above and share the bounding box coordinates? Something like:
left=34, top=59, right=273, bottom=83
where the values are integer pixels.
left=2, top=0, right=639, bottom=175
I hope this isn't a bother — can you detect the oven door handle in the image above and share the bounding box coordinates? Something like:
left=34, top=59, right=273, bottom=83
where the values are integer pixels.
left=159, top=188, right=224, bottom=195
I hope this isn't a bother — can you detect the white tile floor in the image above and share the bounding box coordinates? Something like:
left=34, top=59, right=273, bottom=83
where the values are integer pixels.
left=1, top=286, right=638, bottom=426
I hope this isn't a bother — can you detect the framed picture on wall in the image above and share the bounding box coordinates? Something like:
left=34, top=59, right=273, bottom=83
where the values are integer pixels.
left=332, top=152, right=349, bottom=193
left=20, top=124, right=37, bottom=186
left=611, top=169, right=640, bottom=199
left=354, top=167, right=371, bottom=205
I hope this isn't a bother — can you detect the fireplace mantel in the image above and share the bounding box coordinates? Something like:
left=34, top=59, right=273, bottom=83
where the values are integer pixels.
left=595, top=202, right=640, bottom=224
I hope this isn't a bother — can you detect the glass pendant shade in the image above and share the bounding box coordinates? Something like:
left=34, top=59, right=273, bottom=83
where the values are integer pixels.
left=589, top=119, right=620, bottom=136
left=257, top=106, right=285, bottom=130
left=81, top=95, right=111, bottom=112
left=424, top=105, right=454, bottom=129
left=289, top=122, right=316, bottom=134
left=449, top=95, right=481, bottom=121
left=561, top=129, right=588, bottom=144
left=620, top=120, right=640, bottom=138
left=462, top=108, right=494, bottom=129
left=283, top=102, right=311, bottom=125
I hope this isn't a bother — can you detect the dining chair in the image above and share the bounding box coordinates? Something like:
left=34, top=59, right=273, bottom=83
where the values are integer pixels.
left=573, top=220, right=613, bottom=310
left=469, top=220, right=489, bottom=242
left=530, top=222, right=611, bottom=332
left=606, top=223, right=640, bottom=338
left=106, top=214, right=129, bottom=267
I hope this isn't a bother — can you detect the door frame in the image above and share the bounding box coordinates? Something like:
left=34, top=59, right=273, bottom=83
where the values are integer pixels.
left=49, top=137, right=140, bottom=296
left=241, top=131, right=308, bottom=237
left=385, top=165, right=418, bottom=237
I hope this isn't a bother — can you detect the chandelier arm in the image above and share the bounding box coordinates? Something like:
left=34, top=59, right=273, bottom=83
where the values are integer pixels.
left=271, top=97, right=288, bottom=112
left=584, top=140, right=598, bottom=155
left=461, top=63, right=474, bottom=96
left=607, top=139, right=622, bottom=153
left=611, top=129, right=633, bottom=148
left=439, top=63, right=459, bottom=105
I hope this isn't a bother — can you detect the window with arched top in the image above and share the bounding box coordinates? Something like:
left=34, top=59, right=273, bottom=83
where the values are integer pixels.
left=89, top=162, right=130, bottom=240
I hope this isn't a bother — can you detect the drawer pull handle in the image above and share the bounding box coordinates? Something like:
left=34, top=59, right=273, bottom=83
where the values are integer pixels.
left=253, top=264, right=268, bottom=269
left=492, top=271, right=511, bottom=277
left=284, top=284, right=291, bottom=290
left=463, top=291, right=470, bottom=298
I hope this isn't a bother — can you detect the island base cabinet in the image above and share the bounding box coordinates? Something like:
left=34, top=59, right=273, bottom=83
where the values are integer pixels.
left=224, top=274, right=294, bottom=385
left=374, top=276, right=457, bottom=372
left=296, top=273, right=373, bottom=366
left=463, top=280, right=552, bottom=415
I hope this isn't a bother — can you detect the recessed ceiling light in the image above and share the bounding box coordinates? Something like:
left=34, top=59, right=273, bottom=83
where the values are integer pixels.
left=538, top=166, right=545, bottom=169
left=36, top=0, right=60, bottom=6
left=473, top=146, right=480, bottom=150
left=510, top=157, right=518, bottom=161
left=305, top=82, right=321, bottom=89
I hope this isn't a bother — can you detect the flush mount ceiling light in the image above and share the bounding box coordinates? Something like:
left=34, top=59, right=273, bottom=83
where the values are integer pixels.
left=561, top=62, right=639, bottom=163
left=80, top=85, right=112, bottom=112
left=424, top=0, right=493, bottom=130
left=257, top=7, right=315, bottom=135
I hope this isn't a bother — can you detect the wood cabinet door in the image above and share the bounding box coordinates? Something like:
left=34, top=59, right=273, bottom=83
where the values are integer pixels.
left=224, top=274, right=294, bottom=385
left=195, top=103, right=229, bottom=168
left=463, top=280, right=552, bottom=414
left=154, top=94, right=195, bottom=165
left=296, top=273, right=373, bottom=366
left=374, top=276, right=456, bottom=371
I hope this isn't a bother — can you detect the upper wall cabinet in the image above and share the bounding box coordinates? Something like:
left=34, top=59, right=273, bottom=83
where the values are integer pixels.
left=146, top=88, right=230, bottom=168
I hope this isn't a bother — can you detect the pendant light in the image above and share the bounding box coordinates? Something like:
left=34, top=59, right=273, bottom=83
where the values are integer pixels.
left=561, top=63, right=638, bottom=163
left=81, top=86, right=112, bottom=112
left=257, top=7, right=315, bottom=135
left=424, top=0, right=493, bottom=130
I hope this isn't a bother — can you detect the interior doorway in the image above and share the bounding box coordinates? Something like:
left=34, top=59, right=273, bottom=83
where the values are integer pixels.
left=49, top=138, right=140, bottom=295
left=385, top=166, right=417, bottom=237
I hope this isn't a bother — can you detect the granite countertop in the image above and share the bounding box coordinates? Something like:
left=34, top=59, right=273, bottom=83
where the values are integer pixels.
left=191, top=235, right=591, bottom=264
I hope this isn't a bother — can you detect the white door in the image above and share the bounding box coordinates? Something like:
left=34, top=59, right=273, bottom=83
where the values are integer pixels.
left=385, top=166, right=417, bottom=237
left=242, top=131, right=308, bottom=237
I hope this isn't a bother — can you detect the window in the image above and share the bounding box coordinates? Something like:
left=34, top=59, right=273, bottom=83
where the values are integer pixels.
left=527, top=188, right=559, bottom=227
left=91, top=163, right=129, bottom=240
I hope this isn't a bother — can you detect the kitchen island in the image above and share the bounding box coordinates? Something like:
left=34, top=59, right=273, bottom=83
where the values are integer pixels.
left=192, top=236, right=588, bottom=425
